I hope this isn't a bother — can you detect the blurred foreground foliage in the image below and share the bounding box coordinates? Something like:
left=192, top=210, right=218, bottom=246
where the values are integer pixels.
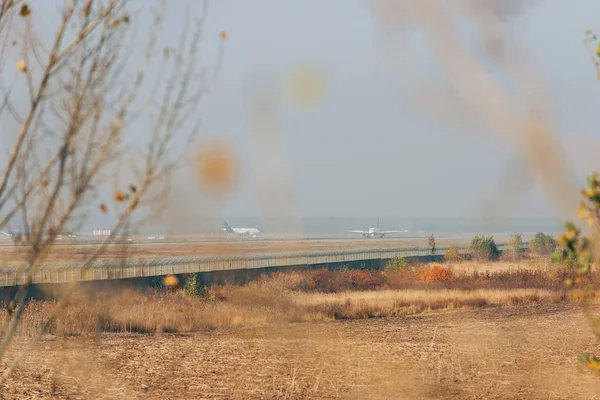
left=556, top=171, right=600, bottom=374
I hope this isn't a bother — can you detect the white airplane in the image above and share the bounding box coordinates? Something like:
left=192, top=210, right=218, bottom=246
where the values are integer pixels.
left=222, top=220, right=260, bottom=238
left=348, top=219, right=407, bottom=238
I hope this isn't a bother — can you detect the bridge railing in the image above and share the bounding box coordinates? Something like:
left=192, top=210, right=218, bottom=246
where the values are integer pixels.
left=0, top=242, right=528, bottom=287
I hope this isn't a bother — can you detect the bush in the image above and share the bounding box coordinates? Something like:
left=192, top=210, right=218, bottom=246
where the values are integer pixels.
left=346, top=270, right=385, bottom=291
left=184, top=274, right=210, bottom=298
left=504, top=233, right=525, bottom=260
left=469, top=235, right=500, bottom=261
left=384, top=256, right=410, bottom=273
left=550, top=248, right=579, bottom=270
left=444, top=245, right=462, bottom=263
left=418, top=265, right=454, bottom=284
left=529, top=232, right=557, bottom=255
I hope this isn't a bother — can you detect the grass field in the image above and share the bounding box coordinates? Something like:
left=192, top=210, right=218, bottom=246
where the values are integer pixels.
left=0, top=237, right=476, bottom=264
left=2, top=259, right=600, bottom=399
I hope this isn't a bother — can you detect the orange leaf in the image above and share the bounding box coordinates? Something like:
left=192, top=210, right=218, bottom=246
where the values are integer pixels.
left=115, top=190, right=125, bottom=202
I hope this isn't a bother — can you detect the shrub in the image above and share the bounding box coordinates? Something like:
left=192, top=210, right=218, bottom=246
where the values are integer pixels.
left=469, top=235, right=500, bottom=261
left=550, top=248, right=579, bottom=270
left=384, top=256, right=410, bottom=273
left=529, top=232, right=557, bottom=255
left=346, top=270, right=385, bottom=291
left=296, top=269, right=347, bottom=293
left=418, top=265, right=454, bottom=284
left=444, top=245, right=462, bottom=263
left=503, top=233, right=525, bottom=260
left=184, top=274, right=210, bottom=298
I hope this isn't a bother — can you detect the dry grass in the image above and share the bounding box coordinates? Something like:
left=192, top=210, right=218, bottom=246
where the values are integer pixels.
left=449, top=257, right=550, bottom=273
left=2, top=281, right=580, bottom=337
left=294, top=289, right=562, bottom=319
left=1, top=260, right=590, bottom=339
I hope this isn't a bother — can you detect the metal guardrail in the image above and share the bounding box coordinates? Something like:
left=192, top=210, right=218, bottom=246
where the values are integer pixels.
left=0, top=243, right=526, bottom=287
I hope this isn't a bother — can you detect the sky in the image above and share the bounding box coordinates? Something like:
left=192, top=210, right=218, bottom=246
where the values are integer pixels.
left=190, top=0, right=600, bottom=221
left=8, top=0, right=600, bottom=233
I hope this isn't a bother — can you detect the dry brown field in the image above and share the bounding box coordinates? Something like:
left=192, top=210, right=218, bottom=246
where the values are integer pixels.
left=0, top=237, right=474, bottom=264
left=3, top=304, right=600, bottom=399
left=1, top=259, right=600, bottom=399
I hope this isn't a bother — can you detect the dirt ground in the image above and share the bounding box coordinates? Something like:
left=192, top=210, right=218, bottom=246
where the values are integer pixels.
left=3, top=303, right=600, bottom=399
left=0, top=237, right=471, bottom=264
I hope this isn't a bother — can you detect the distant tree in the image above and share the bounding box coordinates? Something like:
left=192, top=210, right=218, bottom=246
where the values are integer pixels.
left=529, top=232, right=557, bottom=256
left=384, top=256, right=410, bottom=273
left=469, top=235, right=500, bottom=261
left=504, top=233, right=524, bottom=260
left=444, top=245, right=462, bottom=263
left=428, top=233, right=436, bottom=255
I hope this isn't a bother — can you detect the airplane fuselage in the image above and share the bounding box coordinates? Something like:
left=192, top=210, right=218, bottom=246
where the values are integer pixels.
left=364, top=228, right=385, bottom=238
left=231, top=228, right=260, bottom=237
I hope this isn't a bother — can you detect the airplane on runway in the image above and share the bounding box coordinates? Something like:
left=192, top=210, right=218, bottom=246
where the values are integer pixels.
left=348, top=219, right=407, bottom=238
left=222, top=220, right=261, bottom=238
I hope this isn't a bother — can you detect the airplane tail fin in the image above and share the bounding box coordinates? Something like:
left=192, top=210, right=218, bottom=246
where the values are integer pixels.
left=223, top=220, right=235, bottom=233
left=377, top=218, right=380, bottom=229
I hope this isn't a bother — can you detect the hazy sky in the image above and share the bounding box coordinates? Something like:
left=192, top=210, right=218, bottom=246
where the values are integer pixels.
left=17, top=0, right=600, bottom=226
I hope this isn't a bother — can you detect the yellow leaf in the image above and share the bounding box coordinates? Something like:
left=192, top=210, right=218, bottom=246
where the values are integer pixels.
left=16, top=60, right=26, bottom=72
left=564, top=278, right=573, bottom=288
left=578, top=204, right=587, bottom=220
left=558, top=234, right=569, bottom=247
left=583, top=188, right=596, bottom=198
left=596, top=44, right=600, bottom=58
left=220, top=31, right=228, bottom=40
left=285, top=67, right=328, bottom=109
left=589, top=217, right=596, bottom=228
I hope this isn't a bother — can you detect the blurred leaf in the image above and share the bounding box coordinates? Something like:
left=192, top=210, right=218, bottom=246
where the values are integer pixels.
left=129, top=184, right=137, bottom=193
left=115, top=190, right=125, bottom=202
left=16, top=60, right=26, bottom=72
left=577, top=202, right=587, bottom=220
left=220, top=31, right=228, bottom=40
left=19, top=4, right=31, bottom=17
left=99, top=203, right=109, bottom=214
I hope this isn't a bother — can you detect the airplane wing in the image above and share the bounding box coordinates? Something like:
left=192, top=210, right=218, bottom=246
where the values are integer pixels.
left=348, top=230, right=368, bottom=234
left=381, top=230, right=404, bottom=234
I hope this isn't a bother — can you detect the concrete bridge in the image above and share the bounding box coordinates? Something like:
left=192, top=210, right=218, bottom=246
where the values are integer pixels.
left=0, top=243, right=521, bottom=288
